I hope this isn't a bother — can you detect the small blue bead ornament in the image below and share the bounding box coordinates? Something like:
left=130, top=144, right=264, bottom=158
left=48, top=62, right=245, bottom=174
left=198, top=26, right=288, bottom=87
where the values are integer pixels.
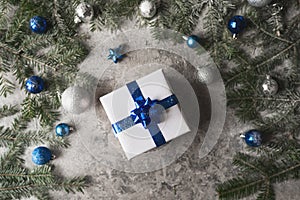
left=25, top=76, right=45, bottom=94
left=240, top=130, right=262, bottom=147
left=55, top=123, right=72, bottom=137
left=185, top=35, right=200, bottom=48
left=32, top=146, right=52, bottom=165
left=29, top=16, right=47, bottom=34
left=228, top=15, right=246, bottom=39
left=107, top=46, right=124, bottom=63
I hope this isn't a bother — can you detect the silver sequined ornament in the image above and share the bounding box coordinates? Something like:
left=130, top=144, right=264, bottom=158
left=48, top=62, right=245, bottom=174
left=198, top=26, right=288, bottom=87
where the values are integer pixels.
left=74, top=2, right=94, bottom=24
left=247, top=0, right=272, bottom=7
left=139, top=0, right=157, bottom=19
left=262, top=75, right=278, bottom=96
left=61, top=86, right=91, bottom=114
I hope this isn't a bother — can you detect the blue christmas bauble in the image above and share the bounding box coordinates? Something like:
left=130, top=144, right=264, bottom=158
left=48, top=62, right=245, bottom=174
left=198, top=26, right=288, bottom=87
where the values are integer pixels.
left=25, top=76, right=45, bottom=94
left=243, top=130, right=262, bottom=147
left=55, top=123, right=71, bottom=137
left=32, top=146, right=52, bottom=165
left=186, top=35, right=200, bottom=48
left=29, top=16, right=47, bottom=34
left=228, top=15, right=246, bottom=35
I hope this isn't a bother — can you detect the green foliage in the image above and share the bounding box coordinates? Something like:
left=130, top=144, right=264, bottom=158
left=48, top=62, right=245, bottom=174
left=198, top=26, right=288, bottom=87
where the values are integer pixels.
left=0, top=0, right=88, bottom=199
left=217, top=141, right=300, bottom=200
left=1, top=0, right=300, bottom=199
left=215, top=0, right=300, bottom=199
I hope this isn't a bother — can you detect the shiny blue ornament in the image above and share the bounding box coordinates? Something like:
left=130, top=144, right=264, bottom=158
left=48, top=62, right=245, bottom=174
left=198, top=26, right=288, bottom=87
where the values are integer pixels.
left=55, top=123, right=71, bottom=137
left=32, top=146, right=52, bottom=165
left=228, top=15, right=246, bottom=38
left=107, top=46, right=124, bottom=63
left=241, top=130, right=262, bottom=147
left=29, top=16, right=47, bottom=34
left=186, top=35, right=200, bottom=48
left=25, top=76, right=45, bottom=94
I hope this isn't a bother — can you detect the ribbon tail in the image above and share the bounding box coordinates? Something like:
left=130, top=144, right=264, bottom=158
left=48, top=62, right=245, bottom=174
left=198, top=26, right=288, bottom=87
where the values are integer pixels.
left=147, top=123, right=166, bottom=147
left=112, top=116, right=136, bottom=134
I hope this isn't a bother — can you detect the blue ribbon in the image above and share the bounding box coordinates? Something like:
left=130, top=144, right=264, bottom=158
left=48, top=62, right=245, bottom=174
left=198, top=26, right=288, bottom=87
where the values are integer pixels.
left=112, top=81, right=179, bottom=147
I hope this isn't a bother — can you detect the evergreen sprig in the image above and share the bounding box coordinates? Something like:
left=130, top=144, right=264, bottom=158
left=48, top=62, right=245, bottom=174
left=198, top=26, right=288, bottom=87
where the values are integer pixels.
left=217, top=142, right=300, bottom=200
left=0, top=0, right=88, bottom=199
left=216, top=0, right=300, bottom=199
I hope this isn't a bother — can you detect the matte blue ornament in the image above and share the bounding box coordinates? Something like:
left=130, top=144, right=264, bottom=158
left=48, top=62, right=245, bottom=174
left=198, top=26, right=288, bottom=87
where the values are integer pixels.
left=32, top=146, right=52, bottom=165
left=228, top=15, right=246, bottom=38
left=29, top=16, right=47, bottom=34
left=241, top=130, right=262, bottom=147
left=55, top=123, right=72, bottom=137
left=186, top=35, right=200, bottom=48
left=25, top=76, right=45, bottom=94
left=107, top=46, right=124, bottom=63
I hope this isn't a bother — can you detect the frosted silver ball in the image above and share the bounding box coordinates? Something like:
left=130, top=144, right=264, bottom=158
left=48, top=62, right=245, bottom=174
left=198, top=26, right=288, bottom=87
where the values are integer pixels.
left=74, top=2, right=94, bottom=23
left=139, top=0, right=157, bottom=19
left=247, top=0, right=272, bottom=7
left=61, top=86, right=91, bottom=114
left=262, top=75, right=278, bottom=96
left=197, top=67, right=216, bottom=84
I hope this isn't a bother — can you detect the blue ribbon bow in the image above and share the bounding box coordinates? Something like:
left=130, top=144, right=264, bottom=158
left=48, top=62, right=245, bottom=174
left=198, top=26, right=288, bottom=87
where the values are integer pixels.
left=112, top=81, right=179, bottom=147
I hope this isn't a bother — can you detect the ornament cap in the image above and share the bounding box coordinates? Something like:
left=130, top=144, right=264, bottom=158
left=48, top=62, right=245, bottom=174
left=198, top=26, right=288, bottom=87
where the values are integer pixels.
left=182, top=35, right=188, bottom=41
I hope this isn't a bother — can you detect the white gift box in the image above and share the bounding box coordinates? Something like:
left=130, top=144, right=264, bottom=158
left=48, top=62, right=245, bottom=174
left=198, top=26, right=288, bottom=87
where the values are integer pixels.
left=100, top=69, right=190, bottom=160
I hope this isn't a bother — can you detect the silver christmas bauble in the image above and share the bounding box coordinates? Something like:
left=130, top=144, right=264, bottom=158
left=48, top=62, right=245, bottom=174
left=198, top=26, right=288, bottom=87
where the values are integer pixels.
left=261, top=75, right=278, bottom=96
left=74, top=2, right=94, bottom=24
left=247, top=0, right=272, bottom=7
left=139, top=0, right=157, bottom=19
left=61, top=86, right=91, bottom=114
left=197, top=67, right=217, bottom=84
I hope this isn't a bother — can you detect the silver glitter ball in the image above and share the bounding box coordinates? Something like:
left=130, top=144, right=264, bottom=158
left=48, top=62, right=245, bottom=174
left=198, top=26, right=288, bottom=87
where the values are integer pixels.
left=247, top=0, right=272, bottom=7
left=139, top=0, right=157, bottom=19
left=262, top=75, right=278, bottom=96
left=74, top=2, right=94, bottom=23
left=61, top=86, right=92, bottom=114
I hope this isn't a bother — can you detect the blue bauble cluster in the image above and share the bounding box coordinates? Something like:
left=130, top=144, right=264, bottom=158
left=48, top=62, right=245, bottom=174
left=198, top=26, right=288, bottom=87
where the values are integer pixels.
left=25, top=76, right=45, bottom=94
left=228, top=15, right=246, bottom=36
left=55, top=123, right=71, bottom=137
left=186, top=35, right=200, bottom=48
left=32, top=146, right=52, bottom=165
left=243, top=130, right=262, bottom=147
left=29, top=16, right=47, bottom=34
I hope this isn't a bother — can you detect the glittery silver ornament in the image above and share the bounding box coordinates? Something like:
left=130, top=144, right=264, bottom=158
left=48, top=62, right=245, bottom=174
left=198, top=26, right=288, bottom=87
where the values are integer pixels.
left=247, top=0, right=272, bottom=7
left=261, top=75, right=278, bottom=96
left=197, top=67, right=217, bottom=84
left=139, top=0, right=157, bottom=19
left=74, top=2, right=94, bottom=24
left=61, top=86, right=91, bottom=114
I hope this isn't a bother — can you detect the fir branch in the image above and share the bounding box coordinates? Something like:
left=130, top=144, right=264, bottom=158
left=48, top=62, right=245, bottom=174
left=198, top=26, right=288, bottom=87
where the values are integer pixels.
left=225, top=38, right=300, bottom=86
left=0, top=126, right=17, bottom=146
left=217, top=142, right=300, bottom=200
left=0, top=143, right=24, bottom=169
left=0, top=105, right=19, bottom=119
left=0, top=74, right=15, bottom=97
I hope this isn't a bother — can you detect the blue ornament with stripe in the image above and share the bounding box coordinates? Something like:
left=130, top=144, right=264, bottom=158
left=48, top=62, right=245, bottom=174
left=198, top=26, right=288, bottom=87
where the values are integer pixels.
left=55, top=123, right=72, bottom=137
left=228, top=15, right=246, bottom=38
left=29, top=16, right=47, bottom=34
left=32, top=146, right=52, bottom=165
left=112, top=81, right=179, bottom=147
left=240, top=130, right=262, bottom=147
left=25, top=76, right=45, bottom=94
